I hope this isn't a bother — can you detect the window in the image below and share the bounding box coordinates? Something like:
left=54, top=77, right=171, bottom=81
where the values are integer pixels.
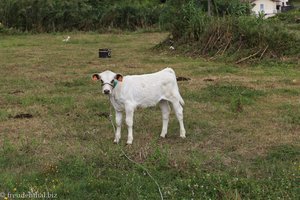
left=260, top=4, right=264, bottom=11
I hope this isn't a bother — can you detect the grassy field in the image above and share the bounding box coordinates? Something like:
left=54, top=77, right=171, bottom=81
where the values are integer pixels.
left=0, top=32, right=299, bottom=199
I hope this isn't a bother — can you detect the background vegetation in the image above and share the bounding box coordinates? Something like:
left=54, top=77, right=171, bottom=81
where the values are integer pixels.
left=158, top=0, right=300, bottom=61
left=0, top=0, right=163, bottom=32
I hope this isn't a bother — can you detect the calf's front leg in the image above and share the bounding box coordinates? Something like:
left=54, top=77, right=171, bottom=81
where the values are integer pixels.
left=125, top=106, right=134, bottom=144
left=114, top=111, right=122, bottom=143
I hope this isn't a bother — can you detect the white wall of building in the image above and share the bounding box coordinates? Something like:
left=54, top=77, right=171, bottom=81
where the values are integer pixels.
left=252, top=0, right=278, bottom=17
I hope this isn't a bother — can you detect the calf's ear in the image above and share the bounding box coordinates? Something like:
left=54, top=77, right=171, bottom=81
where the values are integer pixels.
left=115, top=73, right=123, bottom=82
left=92, top=73, right=100, bottom=81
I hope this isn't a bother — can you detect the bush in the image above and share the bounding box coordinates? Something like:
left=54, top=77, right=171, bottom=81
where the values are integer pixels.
left=100, top=3, right=161, bottom=31
left=0, top=0, right=163, bottom=32
left=158, top=1, right=300, bottom=60
left=271, top=9, right=300, bottom=23
left=0, top=21, right=21, bottom=34
left=214, top=0, right=252, bottom=16
left=0, top=0, right=97, bottom=32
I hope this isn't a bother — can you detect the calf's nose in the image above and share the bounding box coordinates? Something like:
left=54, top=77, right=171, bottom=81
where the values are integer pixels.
left=104, top=89, right=110, bottom=94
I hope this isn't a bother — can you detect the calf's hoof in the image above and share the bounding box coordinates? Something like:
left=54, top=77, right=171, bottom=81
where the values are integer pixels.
left=114, top=138, right=120, bottom=144
left=180, top=129, right=186, bottom=139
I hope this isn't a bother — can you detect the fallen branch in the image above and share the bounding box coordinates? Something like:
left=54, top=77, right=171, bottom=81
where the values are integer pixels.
left=235, top=49, right=262, bottom=64
left=211, top=47, right=223, bottom=59
left=221, top=36, right=232, bottom=55
left=210, top=34, right=222, bottom=50
left=259, top=45, right=269, bottom=60
left=236, top=43, right=242, bottom=53
left=202, top=32, right=216, bottom=53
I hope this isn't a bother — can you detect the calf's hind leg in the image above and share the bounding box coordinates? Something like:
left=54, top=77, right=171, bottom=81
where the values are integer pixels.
left=171, top=100, right=186, bottom=138
left=159, top=100, right=170, bottom=138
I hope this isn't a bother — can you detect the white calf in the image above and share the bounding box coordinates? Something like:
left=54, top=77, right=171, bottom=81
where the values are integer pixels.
left=92, top=68, right=186, bottom=144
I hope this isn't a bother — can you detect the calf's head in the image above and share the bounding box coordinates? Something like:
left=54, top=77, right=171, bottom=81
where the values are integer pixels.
left=92, top=70, right=123, bottom=95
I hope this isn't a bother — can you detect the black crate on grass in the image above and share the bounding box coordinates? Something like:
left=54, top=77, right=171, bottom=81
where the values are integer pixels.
left=99, top=49, right=111, bottom=58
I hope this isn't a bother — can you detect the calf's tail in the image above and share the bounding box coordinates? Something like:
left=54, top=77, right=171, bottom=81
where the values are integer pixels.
left=166, top=67, right=185, bottom=106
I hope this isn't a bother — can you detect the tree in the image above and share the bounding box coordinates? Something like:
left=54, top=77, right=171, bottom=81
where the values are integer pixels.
left=208, top=0, right=212, bottom=16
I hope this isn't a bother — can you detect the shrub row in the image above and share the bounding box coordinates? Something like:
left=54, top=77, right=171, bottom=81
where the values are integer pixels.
left=0, top=0, right=162, bottom=32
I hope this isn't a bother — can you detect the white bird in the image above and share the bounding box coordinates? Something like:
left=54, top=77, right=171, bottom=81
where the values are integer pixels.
left=169, top=46, right=175, bottom=50
left=62, top=36, right=70, bottom=42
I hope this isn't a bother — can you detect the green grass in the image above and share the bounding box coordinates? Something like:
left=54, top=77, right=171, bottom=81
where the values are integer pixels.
left=279, top=103, right=300, bottom=125
left=0, top=32, right=299, bottom=199
left=184, top=83, right=265, bottom=113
